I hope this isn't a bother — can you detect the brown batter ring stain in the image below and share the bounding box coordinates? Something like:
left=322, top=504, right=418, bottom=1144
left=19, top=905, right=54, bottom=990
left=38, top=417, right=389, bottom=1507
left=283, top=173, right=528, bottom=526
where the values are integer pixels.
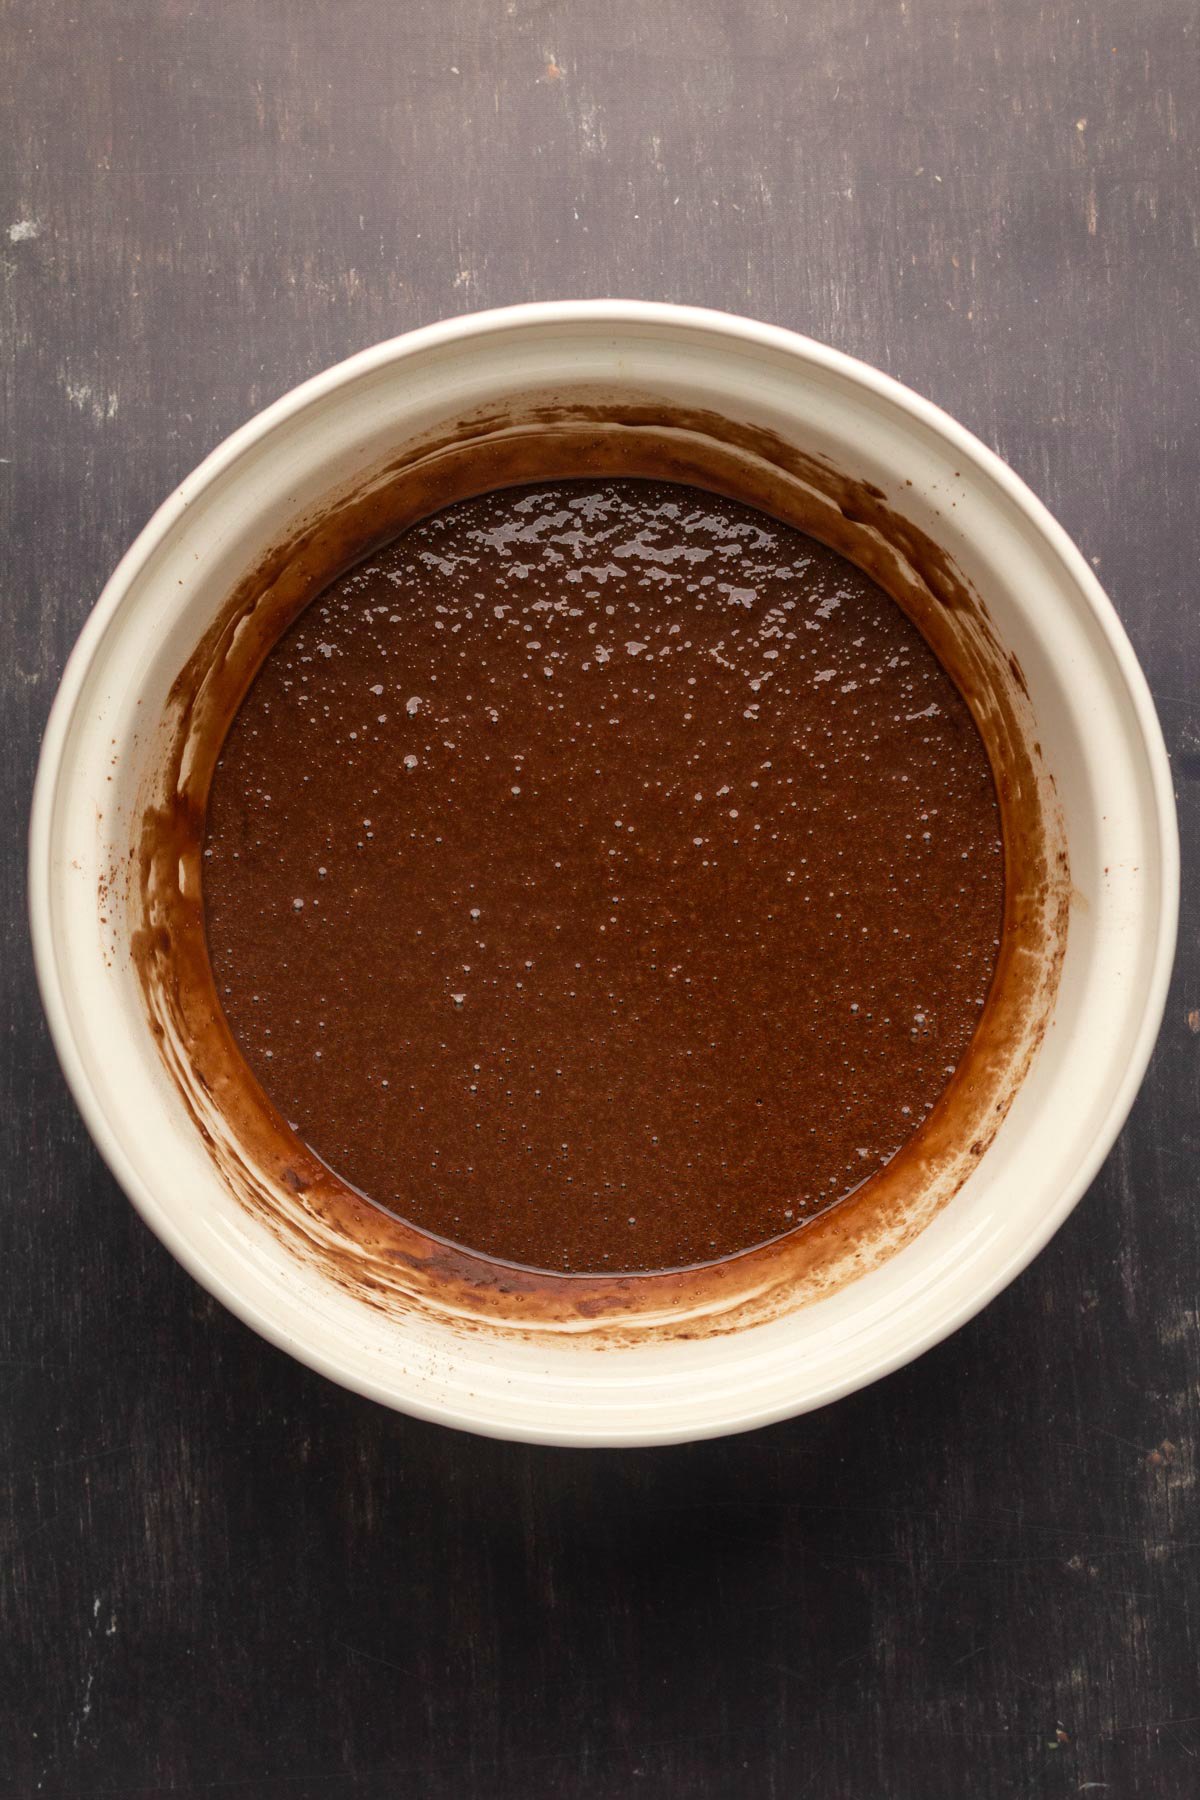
left=129, top=399, right=1070, bottom=1342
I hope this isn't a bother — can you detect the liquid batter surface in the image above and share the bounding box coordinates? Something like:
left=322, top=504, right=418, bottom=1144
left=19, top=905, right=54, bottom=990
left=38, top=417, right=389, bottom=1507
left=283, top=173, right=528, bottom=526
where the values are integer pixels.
left=203, top=480, right=1004, bottom=1274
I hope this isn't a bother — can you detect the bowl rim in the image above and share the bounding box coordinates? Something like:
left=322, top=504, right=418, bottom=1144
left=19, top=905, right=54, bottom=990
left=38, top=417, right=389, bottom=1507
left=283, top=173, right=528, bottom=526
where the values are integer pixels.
left=29, top=300, right=1180, bottom=1443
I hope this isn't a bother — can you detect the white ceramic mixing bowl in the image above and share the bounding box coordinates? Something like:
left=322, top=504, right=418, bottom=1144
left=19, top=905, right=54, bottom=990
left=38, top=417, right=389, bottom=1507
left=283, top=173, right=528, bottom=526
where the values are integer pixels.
left=30, top=303, right=1177, bottom=1444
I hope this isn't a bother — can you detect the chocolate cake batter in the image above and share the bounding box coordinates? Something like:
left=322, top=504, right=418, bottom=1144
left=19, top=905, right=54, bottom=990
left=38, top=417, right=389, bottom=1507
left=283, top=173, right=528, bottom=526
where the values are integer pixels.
left=203, top=480, right=1004, bottom=1275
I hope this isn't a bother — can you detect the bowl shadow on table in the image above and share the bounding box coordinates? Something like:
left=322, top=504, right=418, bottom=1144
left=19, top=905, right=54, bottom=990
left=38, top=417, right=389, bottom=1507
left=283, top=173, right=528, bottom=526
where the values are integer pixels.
left=175, top=1234, right=1084, bottom=1786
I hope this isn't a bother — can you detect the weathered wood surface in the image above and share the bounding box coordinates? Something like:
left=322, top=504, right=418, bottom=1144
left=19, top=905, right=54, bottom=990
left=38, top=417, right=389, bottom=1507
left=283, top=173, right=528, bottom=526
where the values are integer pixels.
left=2, top=2, right=1197, bottom=1794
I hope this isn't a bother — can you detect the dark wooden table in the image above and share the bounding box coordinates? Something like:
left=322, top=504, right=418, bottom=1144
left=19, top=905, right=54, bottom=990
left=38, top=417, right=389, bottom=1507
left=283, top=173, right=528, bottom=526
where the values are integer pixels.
left=4, top=3, right=1197, bottom=1795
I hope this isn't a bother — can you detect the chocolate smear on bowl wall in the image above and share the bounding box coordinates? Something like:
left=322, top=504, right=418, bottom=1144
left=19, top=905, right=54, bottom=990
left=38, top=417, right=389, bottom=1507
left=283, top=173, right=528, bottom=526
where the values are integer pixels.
left=130, top=403, right=1068, bottom=1340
